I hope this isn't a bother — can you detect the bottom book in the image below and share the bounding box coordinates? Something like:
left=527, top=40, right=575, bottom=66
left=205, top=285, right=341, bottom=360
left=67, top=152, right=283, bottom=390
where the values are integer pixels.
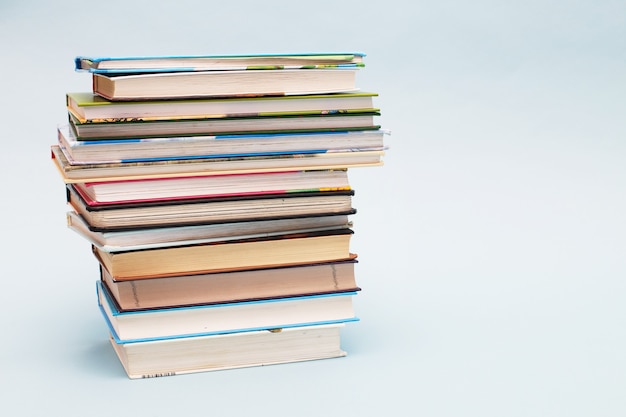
left=109, top=324, right=347, bottom=379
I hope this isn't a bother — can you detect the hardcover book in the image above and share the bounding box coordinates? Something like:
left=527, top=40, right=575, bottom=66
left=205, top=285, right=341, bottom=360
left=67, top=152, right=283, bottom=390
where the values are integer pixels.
left=101, top=259, right=359, bottom=310
left=57, top=124, right=386, bottom=163
left=76, top=52, right=365, bottom=73
left=66, top=184, right=356, bottom=231
left=68, top=109, right=380, bottom=140
left=67, top=91, right=377, bottom=123
left=67, top=209, right=353, bottom=251
left=52, top=143, right=385, bottom=183
left=108, top=324, right=348, bottom=379
left=71, top=169, right=351, bottom=205
left=97, top=280, right=359, bottom=343
left=91, top=68, right=362, bottom=100
left=92, top=228, right=356, bottom=280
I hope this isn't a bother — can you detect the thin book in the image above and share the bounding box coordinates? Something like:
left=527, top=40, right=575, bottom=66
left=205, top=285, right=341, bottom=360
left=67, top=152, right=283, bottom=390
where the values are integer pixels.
left=75, top=52, right=365, bottom=73
left=68, top=109, right=380, bottom=140
left=71, top=169, right=351, bottom=205
left=57, top=124, right=386, bottom=163
left=66, top=91, right=378, bottom=123
left=52, top=144, right=385, bottom=183
left=67, top=209, right=353, bottom=251
left=66, top=184, right=356, bottom=231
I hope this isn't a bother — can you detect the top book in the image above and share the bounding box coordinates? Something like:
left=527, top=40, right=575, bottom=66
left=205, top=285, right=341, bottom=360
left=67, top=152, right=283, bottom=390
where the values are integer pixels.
left=75, top=53, right=365, bottom=74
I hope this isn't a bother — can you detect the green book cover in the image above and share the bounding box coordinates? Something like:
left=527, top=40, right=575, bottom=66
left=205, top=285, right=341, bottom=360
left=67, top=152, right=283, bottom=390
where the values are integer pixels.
left=67, top=92, right=380, bottom=124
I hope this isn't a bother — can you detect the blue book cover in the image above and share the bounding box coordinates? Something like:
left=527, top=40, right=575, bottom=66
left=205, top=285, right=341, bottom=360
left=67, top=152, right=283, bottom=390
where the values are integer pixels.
left=76, top=52, right=366, bottom=74
left=58, top=124, right=386, bottom=164
left=96, top=281, right=359, bottom=344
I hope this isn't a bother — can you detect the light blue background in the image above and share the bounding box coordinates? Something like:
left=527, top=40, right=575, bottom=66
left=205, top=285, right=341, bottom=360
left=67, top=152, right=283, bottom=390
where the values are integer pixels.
left=1, top=1, right=625, bottom=415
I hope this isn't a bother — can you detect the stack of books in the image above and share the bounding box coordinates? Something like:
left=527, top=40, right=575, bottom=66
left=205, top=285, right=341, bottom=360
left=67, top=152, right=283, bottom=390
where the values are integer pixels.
left=51, top=53, right=388, bottom=379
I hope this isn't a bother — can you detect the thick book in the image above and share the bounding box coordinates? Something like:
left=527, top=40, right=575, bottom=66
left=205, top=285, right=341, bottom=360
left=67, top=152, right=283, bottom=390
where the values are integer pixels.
left=52, top=144, right=385, bottom=183
left=68, top=109, right=380, bottom=140
left=67, top=209, right=353, bottom=251
left=92, top=228, right=356, bottom=280
left=66, top=184, right=356, bottom=231
left=91, top=68, right=362, bottom=100
left=97, top=280, right=359, bottom=342
left=108, top=324, right=348, bottom=379
left=71, top=169, right=351, bottom=205
left=101, top=259, right=359, bottom=310
left=66, top=91, right=377, bottom=123
left=75, top=52, right=365, bottom=73
left=57, top=124, right=386, bottom=163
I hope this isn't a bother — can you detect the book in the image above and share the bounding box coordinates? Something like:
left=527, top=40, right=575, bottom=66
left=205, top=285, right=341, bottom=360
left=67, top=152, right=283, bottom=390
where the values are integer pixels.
left=71, top=169, right=351, bottom=205
left=67, top=209, right=353, bottom=251
left=75, top=52, right=365, bottom=73
left=57, top=124, right=386, bottom=163
left=91, top=68, right=362, bottom=100
left=66, top=91, right=377, bottom=123
left=52, top=144, right=385, bottom=183
left=92, top=228, right=356, bottom=280
left=101, top=259, right=359, bottom=310
left=50, top=51, right=386, bottom=380
left=66, top=185, right=356, bottom=231
left=108, top=323, right=347, bottom=379
left=68, top=109, right=380, bottom=140
left=97, top=280, right=359, bottom=342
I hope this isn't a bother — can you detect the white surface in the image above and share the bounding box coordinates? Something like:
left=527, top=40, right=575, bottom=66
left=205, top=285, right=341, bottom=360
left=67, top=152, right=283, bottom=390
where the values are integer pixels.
left=1, top=1, right=625, bottom=415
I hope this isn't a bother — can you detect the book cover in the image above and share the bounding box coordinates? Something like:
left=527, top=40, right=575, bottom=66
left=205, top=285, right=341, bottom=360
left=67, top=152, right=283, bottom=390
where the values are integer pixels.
left=66, top=91, right=378, bottom=123
left=75, top=52, right=365, bottom=73
left=67, top=209, right=353, bottom=251
left=97, top=280, right=359, bottom=343
left=91, top=68, right=362, bottom=101
left=108, top=324, right=348, bottom=379
left=101, top=259, right=360, bottom=310
left=51, top=143, right=385, bottom=183
left=92, top=228, right=357, bottom=280
left=68, top=109, right=381, bottom=140
left=56, top=125, right=386, bottom=166
left=72, top=169, right=351, bottom=205
left=66, top=182, right=355, bottom=210
left=66, top=184, right=356, bottom=231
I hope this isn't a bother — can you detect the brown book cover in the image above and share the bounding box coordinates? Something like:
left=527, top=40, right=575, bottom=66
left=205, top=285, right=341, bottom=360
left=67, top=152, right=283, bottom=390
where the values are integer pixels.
left=93, top=228, right=357, bottom=280
left=101, top=259, right=360, bottom=311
